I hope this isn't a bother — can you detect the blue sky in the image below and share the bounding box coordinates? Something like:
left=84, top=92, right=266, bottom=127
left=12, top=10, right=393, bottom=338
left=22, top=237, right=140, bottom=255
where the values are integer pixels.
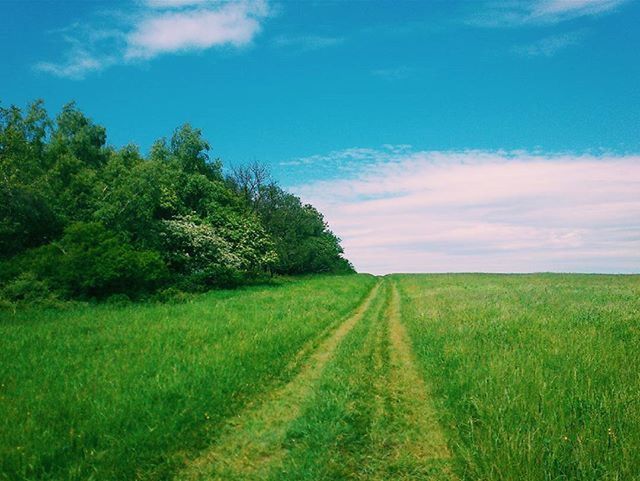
left=1, top=0, right=639, bottom=273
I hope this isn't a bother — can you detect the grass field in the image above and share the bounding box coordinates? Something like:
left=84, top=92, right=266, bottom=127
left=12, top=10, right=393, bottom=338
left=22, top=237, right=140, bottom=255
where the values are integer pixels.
left=0, top=275, right=376, bottom=481
left=1, top=273, right=639, bottom=480
left=395, top=274, right=640, bottom=481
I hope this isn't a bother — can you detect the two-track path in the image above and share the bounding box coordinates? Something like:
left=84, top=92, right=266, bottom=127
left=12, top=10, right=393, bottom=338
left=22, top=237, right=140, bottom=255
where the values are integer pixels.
left=177, top=278, right=454, bottom=481
left=366, top=282, right=453, bottom=480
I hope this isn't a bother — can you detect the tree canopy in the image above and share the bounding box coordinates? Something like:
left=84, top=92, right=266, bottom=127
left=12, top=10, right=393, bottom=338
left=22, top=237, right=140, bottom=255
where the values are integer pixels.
left=0, top=101, right=353, bottom=304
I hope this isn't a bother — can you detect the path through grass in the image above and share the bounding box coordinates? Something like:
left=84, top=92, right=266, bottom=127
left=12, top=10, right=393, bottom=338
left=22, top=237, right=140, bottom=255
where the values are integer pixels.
left=194, top=278, right=455, bottom=481
left=0, top=275, right=376, bottom=481
left=177, top=280, right=382, bottom=480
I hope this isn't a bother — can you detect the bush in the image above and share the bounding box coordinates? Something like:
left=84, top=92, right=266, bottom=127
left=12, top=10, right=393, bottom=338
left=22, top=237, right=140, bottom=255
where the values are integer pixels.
left=152, top=287, right=193, bottom=304
left=105, top=293, right=132, bottom=306
left=55, top=222, right=169, bottom=298
left=9, top=222, right=169, bottom=299
left=0, top=272, right=55, bottom=303
left=0, top=272, right=66, bottom=310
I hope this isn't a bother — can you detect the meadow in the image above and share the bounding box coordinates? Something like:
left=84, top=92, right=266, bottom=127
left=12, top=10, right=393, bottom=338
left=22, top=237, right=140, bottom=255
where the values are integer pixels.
left=0, top=275, right=376, bottom=481
left=1, top=273, right=639, bottom=480
left=395, top=274, right=640, bottom=480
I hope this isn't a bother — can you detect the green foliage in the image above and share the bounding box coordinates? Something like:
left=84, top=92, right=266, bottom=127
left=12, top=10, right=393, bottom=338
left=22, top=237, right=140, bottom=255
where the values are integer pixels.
left=51, top=222, right=167, bottom=298
left=152, top=286, right=194, bottom=304
left=0, top=100, right=353, bottom=301
left=0, top=101, right=60, bottom=257
left=0, top=185, right=60, bottom=258
left=255, top=184, right=354, bottom=274
left=0, top=272, right=57, bottom=305
left=7, top=222, right=167, bottom=299
left=49, top=102, right=107, bottom=169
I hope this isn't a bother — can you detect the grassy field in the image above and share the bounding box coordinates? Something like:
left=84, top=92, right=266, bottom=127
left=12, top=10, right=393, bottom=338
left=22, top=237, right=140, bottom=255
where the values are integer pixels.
left=1, top=273, right=639, bottom=480
left=394, top=274, right=640, bottom=480
left=0, top=274, right=377, bottom=481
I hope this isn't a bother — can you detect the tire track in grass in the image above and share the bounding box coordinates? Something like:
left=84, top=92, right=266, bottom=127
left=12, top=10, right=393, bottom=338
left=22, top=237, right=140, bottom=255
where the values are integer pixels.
left=265, top=278, right=391, bottom=481
left=176, top=280, right=382, bottom=481
left=372, top=280, right=453, bottom=480
left=357, top=281, right=392, bottom=480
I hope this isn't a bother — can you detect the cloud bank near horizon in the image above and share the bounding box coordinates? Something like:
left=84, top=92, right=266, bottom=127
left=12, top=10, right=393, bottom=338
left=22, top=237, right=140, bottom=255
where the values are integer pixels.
left=287, top=149, right=640, bottom=274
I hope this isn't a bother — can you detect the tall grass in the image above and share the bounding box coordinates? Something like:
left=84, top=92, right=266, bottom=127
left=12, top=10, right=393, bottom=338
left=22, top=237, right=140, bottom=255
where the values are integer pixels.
left=0, top=274, right=375, bottom=481
left=395, top=274, right=640, bottom=481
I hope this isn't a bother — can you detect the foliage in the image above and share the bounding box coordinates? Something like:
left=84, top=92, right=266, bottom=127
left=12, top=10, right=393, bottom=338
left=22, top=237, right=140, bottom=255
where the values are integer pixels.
left=0, top=272, right=57, bottom=306
left=0, top=100, right=352, bottom=301
left=44, top=222, right=167, bottom=298
left=230, top=171, right=354, bottom=274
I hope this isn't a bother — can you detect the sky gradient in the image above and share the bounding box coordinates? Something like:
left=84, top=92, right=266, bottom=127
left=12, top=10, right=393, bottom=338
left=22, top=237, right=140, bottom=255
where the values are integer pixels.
left=1, top=0, right=639, bottom=273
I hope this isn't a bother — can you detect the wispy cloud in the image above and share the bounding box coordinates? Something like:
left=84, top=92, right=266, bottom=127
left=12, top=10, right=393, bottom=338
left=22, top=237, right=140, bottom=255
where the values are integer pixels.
left=35, top=0, right=270, bottom=79
left=532, top=0, right=627, bottom=20
left=34, top=24, right=124, bottom=79
left=287, top=148, right=640, bottom=274
left=144, top=0, right=211, bottom=8
left=36, top=50, right=109, bottom=79
left=472, top=0, right=630, bottom=27
left=512, top=31, right=584, bottom=56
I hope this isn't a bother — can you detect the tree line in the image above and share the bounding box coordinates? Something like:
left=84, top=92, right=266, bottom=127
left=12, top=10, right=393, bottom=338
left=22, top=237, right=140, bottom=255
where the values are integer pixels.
left=0, top=100, right=353, bottom=305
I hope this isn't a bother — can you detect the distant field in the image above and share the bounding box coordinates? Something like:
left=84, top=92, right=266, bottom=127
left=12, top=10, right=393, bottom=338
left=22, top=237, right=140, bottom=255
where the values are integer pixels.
left=1, top=274, right=639, bottom=480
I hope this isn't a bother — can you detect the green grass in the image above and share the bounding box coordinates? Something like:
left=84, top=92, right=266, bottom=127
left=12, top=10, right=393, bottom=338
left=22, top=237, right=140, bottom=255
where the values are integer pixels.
left=0, top=274, right=376, bottom=481
left=266, top=277, right=390, bottom=481
left=394, top=274, right=640, bottom=481
left=2, top=273, right=639, bottom=481
left=267, top=279, right=450, bottom=481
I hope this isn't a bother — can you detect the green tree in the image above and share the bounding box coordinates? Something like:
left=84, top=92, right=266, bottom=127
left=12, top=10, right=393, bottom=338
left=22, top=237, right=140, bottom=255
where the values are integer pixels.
left=0, top=101, right=59, bottom=257
left=256, top=183, right=353, bottom=274
left=0, top=100, right=354, bottom=304
left=24, top=222, right=167, bottom=298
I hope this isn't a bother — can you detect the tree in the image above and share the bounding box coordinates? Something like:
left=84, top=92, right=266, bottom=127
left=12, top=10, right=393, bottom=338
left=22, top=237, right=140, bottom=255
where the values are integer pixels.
left=0, top=185, right=59, bottom=258
left=229, top=160, right=270, bottom=211
left=0, top=100, right=354, bottom=304
left=254, top=183, right=354, bottom=274
left=49, top=102, right=107, bottom=169
left=12, top=222, right=167, bottom=298
left=0, top=101, right=59, bottom=257
left=159, top=214, right=276, bottom=287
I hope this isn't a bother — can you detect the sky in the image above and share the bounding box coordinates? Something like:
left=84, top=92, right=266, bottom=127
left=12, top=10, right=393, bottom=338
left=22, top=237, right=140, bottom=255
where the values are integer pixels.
left=1, top=0, right=639, bottom=273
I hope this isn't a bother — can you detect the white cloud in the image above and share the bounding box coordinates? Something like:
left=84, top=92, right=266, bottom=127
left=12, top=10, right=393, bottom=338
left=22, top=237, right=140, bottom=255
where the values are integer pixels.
left=472, top=0, right=630, bottom=26
left=35, top=51, right=107, bottom=80
left=36, top=0, right=270, bottom=79
left=532, top=0, right=626, bottom=19
left=287, top=148, right=640, bottom=274
left=144, top=0, right=211, bottom=8
left=512, top=31, right=584, bottom=56
left=126, top=0, right=268, bottom=59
